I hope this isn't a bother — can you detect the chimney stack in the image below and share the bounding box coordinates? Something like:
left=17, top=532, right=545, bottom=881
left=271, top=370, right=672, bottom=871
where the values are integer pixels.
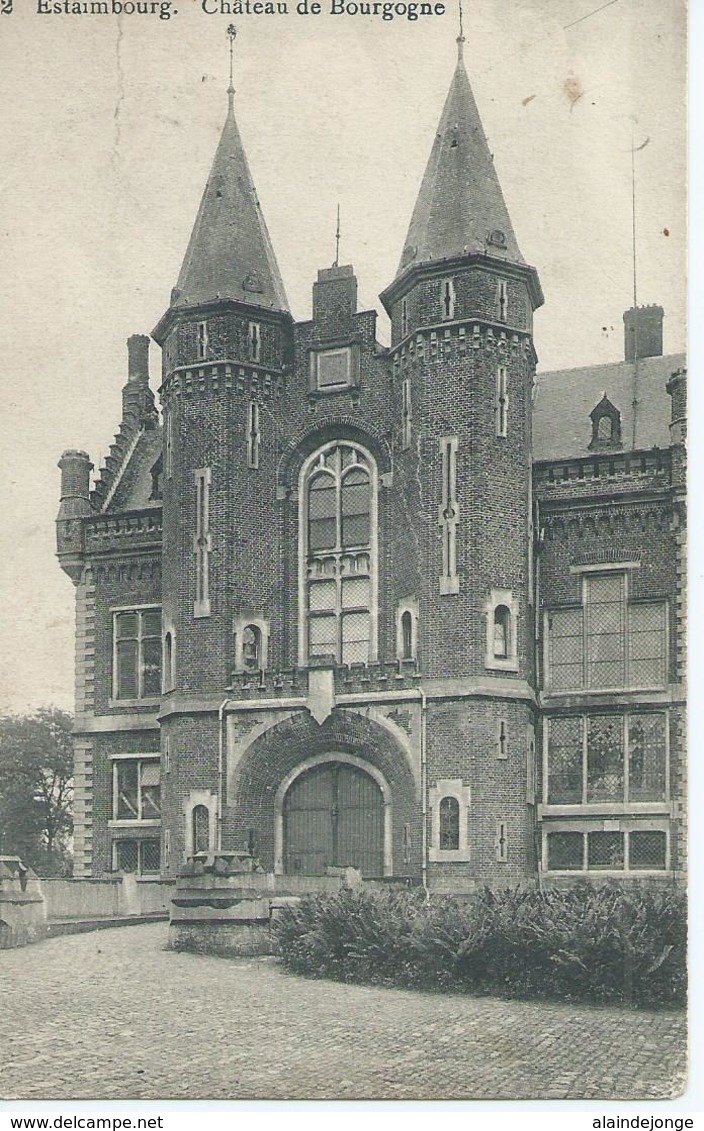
left=623, top=305, right=664, bottom=362
left=312, top=265, right=358, bottom=341
left=127, top=334, right=150, bottom=383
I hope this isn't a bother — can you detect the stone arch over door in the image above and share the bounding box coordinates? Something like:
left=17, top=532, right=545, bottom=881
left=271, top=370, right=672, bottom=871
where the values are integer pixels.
left=228, top=708, right=419, bottom=877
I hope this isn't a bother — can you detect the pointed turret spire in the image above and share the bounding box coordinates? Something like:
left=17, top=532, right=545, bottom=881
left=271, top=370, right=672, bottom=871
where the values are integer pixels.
left=395, top=34, right=524, bottom=278
left=169, top=29, right=289, bottom=314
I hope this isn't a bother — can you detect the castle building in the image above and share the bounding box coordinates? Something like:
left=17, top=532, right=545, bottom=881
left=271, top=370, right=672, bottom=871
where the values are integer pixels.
left=56, top=36, right=686, bottom=891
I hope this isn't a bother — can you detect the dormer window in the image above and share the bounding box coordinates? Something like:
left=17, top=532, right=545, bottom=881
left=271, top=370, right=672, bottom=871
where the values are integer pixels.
left=249, top=321, right=261, bottom=363
left=589, top=394, right=622, bottom=450
left=442, top=278, right=455, bottom=320
left=197, top=321, right=208, bottom=361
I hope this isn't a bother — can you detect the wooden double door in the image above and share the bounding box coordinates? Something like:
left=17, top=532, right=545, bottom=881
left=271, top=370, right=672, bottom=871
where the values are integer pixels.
left=283, top=761, right=384, bottom=878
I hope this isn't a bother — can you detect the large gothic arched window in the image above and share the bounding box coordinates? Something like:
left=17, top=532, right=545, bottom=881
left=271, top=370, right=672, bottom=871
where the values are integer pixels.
left=300, top=442, right=377, bottom=665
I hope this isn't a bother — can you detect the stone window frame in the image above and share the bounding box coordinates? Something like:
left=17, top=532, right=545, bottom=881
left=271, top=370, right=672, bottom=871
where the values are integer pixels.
left=184, top=790, right=218, bottom=859
left=233, top=614, right=270, bottom=673
left=109, top=752, right=161, bottom=828
left=484, top=588, right=519, bottom=673
left=429, top=779, right=471, bottom=862
left=297, top=440, right=379, bottom=667
left=541, top=709, right=670, bottom=814
left=541, top=819, right=671, bottom=875
left=110, top=603, right=162, bottom=706
left=309, top=345, right=361, bottom=395
left=395, top=598, right=418, bottom=662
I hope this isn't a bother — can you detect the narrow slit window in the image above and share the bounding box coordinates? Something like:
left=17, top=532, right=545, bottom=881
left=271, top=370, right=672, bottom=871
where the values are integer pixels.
left=247, top=400, right=260, bottom=469
left=498, top=280, right=508, bottom=322
left=438, top=436, right=459, bottom=595
left=401, top=610, right=413, bottom=660
left=442, top=278, right=455, bottom=320
left=197, top=321, right=208, bottom=361
left=193, top=469, right=212, bottom=617
left=165, top=412, right=173, bottom=479
left=401, top=378, right=412, bottom=450
left=401, top=299, right=408, bottom=337
left=497, top=720, right=508, bottom=759
left=248, top=321, right=261, bottom=363
left=164, top=631, right=173, bottom=691
left=496, top=366, right=508, bottom=437
left=496, top=821, right=508, bottom=862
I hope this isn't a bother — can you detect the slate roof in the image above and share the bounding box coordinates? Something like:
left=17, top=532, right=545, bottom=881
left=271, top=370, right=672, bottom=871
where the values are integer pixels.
left=171, top=94, right=289, bottom=314
left=396, top=41, right=524, bottom=279
left=533, top=352, right=685, bottom=462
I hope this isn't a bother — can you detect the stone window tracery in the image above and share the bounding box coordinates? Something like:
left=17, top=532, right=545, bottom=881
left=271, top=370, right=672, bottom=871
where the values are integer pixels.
left=300, top=442, right=377, bottom=665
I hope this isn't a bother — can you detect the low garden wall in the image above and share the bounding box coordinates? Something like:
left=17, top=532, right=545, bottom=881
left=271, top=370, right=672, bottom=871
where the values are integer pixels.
left=42, top=876, right=174, bottom=921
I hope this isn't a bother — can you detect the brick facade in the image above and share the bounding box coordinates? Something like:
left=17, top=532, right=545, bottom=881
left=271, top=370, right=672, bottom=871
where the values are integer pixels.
left=56, top=48, right=686, bottom=892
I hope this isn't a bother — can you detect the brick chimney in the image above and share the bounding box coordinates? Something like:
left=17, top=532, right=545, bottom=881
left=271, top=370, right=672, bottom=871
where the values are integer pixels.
left=623, top=305, right=664, bottom=361
left=312, top=265, right=358, bottom=341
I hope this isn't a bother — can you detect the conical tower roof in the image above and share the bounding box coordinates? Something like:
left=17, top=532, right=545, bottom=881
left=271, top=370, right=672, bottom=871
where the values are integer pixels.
left=396, top=40, right=523, bottom=277
left=171, top=92, right=289, bottom=314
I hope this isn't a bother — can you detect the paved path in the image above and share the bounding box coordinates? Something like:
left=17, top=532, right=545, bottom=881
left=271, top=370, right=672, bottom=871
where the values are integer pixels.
left=1, top=923, right=686, bottom=1101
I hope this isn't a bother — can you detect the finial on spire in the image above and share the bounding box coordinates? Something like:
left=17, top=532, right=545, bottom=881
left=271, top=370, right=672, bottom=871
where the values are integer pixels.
left=457, top=0, right=465, bottom=58
left=333, top=203, right=341, bottom=268
left=227, top=24, right=237, bottom=110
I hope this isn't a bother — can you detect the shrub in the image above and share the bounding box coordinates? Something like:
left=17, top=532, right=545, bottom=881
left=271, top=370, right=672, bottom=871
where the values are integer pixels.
left=272, top=883, right=686, bottom=1008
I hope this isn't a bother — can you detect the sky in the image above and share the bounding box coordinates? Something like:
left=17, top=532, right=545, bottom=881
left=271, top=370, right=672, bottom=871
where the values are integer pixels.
left=0, top=0, right=687, bottom=715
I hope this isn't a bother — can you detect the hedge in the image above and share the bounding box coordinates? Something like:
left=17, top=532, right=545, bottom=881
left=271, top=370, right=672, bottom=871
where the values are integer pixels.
left=272, top=883, right=686, bottom=1008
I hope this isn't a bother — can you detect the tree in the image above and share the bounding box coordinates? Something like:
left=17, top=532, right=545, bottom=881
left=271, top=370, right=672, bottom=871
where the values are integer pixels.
left=0, top=707, right=74, bottom=875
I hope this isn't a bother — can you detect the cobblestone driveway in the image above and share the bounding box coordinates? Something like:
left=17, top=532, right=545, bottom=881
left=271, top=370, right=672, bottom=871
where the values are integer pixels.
left=1, top=923, right=686, bottom=1101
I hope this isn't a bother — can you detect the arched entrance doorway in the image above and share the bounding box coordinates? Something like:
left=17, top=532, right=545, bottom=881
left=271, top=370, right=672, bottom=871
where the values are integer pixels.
left=283, top=761, right=385, bottom=877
